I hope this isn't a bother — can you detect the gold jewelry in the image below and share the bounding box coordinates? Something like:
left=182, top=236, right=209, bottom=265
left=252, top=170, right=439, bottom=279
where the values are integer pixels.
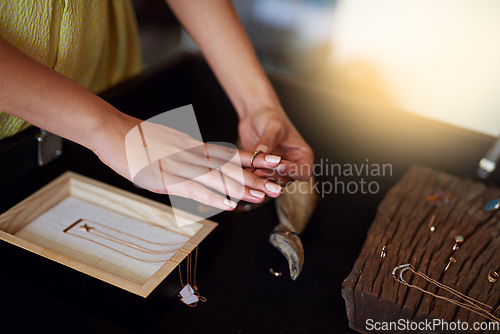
left=444, top=256, right=456, bottom=272
left=178, top=246, right=206, bottom=307
left=452, top=235, right=464, bottom=252
left=78, top=223, right=182, bottom=254
left=379, top=240, right=391, bottom=264
left=269, top=268, right=282, bottom=277
left=428, top=214, right=436, bottom=237
left=380, top=246, right=387, bottom=264
left=393, top=264, right=500, bottom=323
left=250, top=149, right=263, bottom=170
left=64, top=219, right=183, bottom=263
left=488, top=271, right=499, bottom=283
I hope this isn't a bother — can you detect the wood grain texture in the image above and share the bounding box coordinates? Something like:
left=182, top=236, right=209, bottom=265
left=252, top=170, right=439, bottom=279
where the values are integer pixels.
left=0, top=171, right=217, bottom=298
left=0, top=172, right=70, bottom=234
left=342, top=166, right=500, bottom=333
left=68, top=172, right=207, bottom=236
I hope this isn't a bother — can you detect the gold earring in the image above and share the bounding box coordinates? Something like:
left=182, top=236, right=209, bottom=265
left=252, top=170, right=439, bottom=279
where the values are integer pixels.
left=444, top=257, right=456, bottom=272
left=428, top=215, right=436, bottom=237
left=379, top=240, right=391, bottom=264
left=452, top=235, right=464, bottom=251
left=488, top=271, right=498, bottom=283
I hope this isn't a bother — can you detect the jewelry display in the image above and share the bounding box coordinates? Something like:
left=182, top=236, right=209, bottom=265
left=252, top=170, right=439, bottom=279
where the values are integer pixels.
left=393, top=264, right=500, bottom=323
left=178, top=246, right=206, bottom=307
left=343, top=167, right=500, bottom=331
left=393, top=192, right=496, bottom=317
left=488, top=271, right=499, bottom=283
left=64, top=219, right=184, bottom=263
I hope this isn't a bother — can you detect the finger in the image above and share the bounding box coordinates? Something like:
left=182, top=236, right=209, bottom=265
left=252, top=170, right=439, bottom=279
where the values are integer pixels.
left=238, top=151, right=283, bottom=169
left=283, top=147, right=314, bottom=179
left=166, top=178, right=238, bottom=211
left=166, top=142, right=240, bottom=171
left=192, top=142, right=284, bottom=171
left=165, top=141, right=299, bottom=183
left=244, top=156, right=310, bottom=181
left=131, top=167, right=237, bottom=210
left=273, top=160, right=311, bottom=182
left=253, top=169, right=293, bottom=185
left=197, top=141, right=304, bottom=176
left=203, top=155, right=283, bottom=197
left=273, top=140, right=315, bottom=180
left=193, top=169, right=272, bottom=203
left=214, top=159, right=283, bottom=198
left=254, top=119, right=283, bottom=154
left=173, top=159, right=283, bottom=199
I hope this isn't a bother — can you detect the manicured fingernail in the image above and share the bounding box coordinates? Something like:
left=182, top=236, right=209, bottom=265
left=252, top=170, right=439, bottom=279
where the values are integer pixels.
left=257, top=144, right=269, bottom=153
left=249, top=189, right=265, bottom=199
left=265, top=155, right=281, bottom=164
left=224, top=199, right=237, bottom=209
left=265, top=182, right=282, bottom=194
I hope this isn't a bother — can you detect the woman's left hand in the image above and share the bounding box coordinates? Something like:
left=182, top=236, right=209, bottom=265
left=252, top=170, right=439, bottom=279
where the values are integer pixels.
left=238, top=105, right=314, bottom=184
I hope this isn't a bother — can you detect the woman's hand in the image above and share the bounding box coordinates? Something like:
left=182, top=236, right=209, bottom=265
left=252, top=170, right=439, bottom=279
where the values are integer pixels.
left=238, top=105, right=314, bottom=184
left=164, top=0, right=313, bottom=185
left=92, top=113, right=310, bottom=211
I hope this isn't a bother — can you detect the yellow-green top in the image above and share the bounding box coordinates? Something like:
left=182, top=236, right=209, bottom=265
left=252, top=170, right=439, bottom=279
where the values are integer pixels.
left=0, top=0, right=142, bottom=140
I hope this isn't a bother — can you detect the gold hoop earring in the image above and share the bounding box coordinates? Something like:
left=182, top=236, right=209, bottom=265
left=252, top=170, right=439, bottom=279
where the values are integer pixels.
left=488, top=271, right=498, bottom=283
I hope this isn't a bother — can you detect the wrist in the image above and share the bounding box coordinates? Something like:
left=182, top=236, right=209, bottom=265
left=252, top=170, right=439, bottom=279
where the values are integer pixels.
left=236, top=96, right=285, bottom=119
left=88, top=106, right=141, bottom=156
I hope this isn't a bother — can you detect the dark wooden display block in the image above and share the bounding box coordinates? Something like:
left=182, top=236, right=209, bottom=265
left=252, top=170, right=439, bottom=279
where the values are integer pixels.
left=342, top=166, right=500, bottom=333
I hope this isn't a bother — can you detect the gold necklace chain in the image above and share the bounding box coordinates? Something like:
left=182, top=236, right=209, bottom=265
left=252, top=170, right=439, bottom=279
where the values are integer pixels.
left=78, top=219, right=185, bottom=246
left=63, top=219, right=184, bottom=263
left=81, top=224, right=182, bottom=254
left=393, top=264, right=500, bottom=323
left=178, top=246, right=207, bottom=306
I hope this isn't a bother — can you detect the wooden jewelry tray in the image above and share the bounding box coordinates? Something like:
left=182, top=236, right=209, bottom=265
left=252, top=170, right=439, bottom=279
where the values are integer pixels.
left=0, top=172, right=217, bottom=298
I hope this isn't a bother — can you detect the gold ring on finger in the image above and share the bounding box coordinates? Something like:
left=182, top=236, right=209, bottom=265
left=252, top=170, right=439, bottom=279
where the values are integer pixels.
left=250, top=149, right=263, bottom=170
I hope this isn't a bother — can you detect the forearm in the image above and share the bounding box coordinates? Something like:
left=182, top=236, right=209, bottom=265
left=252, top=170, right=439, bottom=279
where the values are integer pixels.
left=166, top=0, right=283, bottom=117
left=0, top=37, right=134, bottom=151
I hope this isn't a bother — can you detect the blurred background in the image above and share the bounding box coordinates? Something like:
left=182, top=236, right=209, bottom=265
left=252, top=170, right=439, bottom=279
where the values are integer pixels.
left=133, top=0, right=500, bottom=137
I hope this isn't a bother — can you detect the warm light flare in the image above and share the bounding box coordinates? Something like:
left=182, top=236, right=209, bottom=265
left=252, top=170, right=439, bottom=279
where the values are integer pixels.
left=330, top=0, right=500, bottom=136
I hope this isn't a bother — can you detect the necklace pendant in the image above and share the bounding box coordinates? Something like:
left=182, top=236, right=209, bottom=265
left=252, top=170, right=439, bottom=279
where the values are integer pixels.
left=179, top=284, right=199, bottom=306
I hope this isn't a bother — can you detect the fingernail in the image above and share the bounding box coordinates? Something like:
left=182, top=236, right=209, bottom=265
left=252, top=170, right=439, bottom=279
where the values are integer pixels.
left=265, top=182, right=282, bottom=194
left=265, top=155, right=281, bottom=164
left=257, top=144, right=269, bottom=153
left=224, top=199, right=237, bottom=209
left=249, top=189, right=265, bottom=199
